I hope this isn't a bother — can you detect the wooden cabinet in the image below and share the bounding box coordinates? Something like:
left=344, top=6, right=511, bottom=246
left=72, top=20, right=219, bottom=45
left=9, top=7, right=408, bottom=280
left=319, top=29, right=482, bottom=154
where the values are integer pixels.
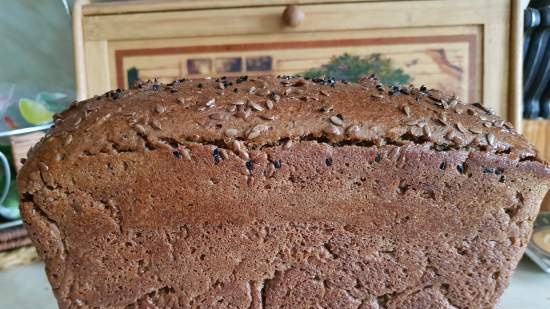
left=524, top=120, right=550, bottom=212
left=75, top=1, right=549, bottom=209
left=74, top=0, right=522, bottom=125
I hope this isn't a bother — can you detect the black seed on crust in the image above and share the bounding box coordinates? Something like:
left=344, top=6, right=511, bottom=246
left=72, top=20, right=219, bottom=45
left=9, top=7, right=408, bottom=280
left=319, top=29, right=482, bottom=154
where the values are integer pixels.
left=325, top=158, right=333, bottom=166
left=236, top=76, right=249, bottom=83
left=173, top=150, right=182, bottom=159
left=375, top=154, right=382, bottom=163
left=213, top=148, right=222, bottom=165
left=273, top=159, right=282, bottom=169
left=111, top=90, right=122, bottom=100
left=389, top=85, right=401, bottom=96
left=246, top=160, right=254, bottom=171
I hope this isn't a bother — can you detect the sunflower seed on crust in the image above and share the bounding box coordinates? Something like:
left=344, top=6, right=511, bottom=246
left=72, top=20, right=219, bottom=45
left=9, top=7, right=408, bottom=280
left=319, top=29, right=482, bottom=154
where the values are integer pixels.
left=329, top=115, right=344, bottom=126
left=283, top=140, right=293, bottom=150
left=247, top=124, right=269, bottom=140
left=225, top=128, right=239, bottom=138
left=455, top=122, right=466, bottom=133
left=134, top=124, right=146, bottom=135
left=403, top=105, right=411, bottom=117
left=423, top=126, right=432, bottom=138
left=209, top=113, right=224, bottom=120
left=323, top=124, right=343, bottom=136
left=155, top=105, right=166, bottom=114
left=345, top=125, right=360, bottom=135
left=151, top=119, right=162, bottom=130
left=179, top=148, right=191, bottom=161
left=486, top=133, right=496, bottom=147
left=205, top=98, right=216, bottom=108
left=248, top=100, right=264, bottom=112
left=232, top=140, right=242, bottom=152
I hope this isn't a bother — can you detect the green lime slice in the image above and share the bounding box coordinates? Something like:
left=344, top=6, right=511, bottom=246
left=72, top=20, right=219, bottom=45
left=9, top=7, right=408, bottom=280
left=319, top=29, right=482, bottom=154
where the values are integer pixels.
left=19, top=98, right=54, bottom=125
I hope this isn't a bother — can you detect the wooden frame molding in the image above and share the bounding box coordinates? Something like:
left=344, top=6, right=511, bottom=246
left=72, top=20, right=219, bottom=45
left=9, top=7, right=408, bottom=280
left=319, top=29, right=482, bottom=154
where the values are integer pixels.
left=114, top=35, right=478, bottom=101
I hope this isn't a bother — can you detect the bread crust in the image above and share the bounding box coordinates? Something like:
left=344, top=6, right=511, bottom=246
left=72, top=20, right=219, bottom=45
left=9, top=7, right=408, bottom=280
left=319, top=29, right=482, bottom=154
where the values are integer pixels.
left=18, top=76, right=550, bottom=308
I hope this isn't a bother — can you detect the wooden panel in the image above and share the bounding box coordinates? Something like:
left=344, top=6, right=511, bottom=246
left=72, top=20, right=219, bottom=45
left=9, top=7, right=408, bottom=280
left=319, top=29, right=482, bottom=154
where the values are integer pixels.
left=82, top=0, right=509, bottom=41
left=82, top=0, right=397, bottom=15
left=523, top=120, right=550, bottom=212
left=523, top=120, right=550, bottom=161
left=106, top=27, right=480, bottom=103
left=73, top=0, right=90, bottom=101
left=84, top=40, right=111, bottom=99
left=509, top=0, right=524, bottom=131
left=9, top=132, right=44, bottom=172
left=481, top=3, right=511, bottom=122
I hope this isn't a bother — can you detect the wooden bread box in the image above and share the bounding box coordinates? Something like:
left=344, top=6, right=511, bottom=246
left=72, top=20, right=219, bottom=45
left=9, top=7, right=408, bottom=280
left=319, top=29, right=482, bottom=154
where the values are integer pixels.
left=74, top=0, right=549, bottom=209
left=74, top=0, right=522, bottom=121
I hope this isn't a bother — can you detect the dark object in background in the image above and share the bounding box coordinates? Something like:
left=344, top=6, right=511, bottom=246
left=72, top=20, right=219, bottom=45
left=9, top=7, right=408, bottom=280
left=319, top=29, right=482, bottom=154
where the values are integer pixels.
left=0, top=224, right=31, bottom=252
left=524, top=0, right=550, bottom=119
left=524, top=7, right=541, bottom=118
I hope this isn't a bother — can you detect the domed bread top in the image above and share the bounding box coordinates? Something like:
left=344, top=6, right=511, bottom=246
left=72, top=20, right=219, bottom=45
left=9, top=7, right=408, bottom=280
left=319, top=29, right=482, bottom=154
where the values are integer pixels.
left=19, top=75, right=547, bottom=184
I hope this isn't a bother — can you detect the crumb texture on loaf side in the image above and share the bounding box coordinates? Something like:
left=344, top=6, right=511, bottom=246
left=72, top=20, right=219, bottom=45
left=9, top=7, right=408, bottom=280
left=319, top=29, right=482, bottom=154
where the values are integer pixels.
left=17, top=76, right=550, bottom=309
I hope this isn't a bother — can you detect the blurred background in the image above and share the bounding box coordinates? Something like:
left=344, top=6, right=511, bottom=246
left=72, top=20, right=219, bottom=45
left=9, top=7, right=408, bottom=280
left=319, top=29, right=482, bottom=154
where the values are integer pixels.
left=0, top=0, right=549, bottom=308
left=0, top=0, right=74, bottom=255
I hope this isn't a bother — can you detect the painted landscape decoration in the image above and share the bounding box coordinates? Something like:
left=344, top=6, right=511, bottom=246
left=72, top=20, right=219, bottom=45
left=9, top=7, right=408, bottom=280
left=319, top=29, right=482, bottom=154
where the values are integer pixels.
left=127, top=53, right=412, bottom=89
left=118, top=34, right=473, bottom=101
left=302, top=53, right=412, bottom=85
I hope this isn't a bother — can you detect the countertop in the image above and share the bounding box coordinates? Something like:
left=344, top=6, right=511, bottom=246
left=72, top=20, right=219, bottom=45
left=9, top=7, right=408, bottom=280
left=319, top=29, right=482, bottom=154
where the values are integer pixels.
left=0, top=257, right=548, bottom=308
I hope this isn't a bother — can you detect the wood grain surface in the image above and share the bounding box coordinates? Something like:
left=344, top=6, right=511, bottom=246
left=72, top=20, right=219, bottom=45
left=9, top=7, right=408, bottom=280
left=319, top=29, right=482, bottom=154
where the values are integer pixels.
left=523, top=119, right=550, bottom=212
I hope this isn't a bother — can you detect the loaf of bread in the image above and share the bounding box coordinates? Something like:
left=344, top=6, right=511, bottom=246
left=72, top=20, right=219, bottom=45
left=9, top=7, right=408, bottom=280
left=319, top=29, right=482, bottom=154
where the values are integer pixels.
left=18, top=75, right=550, bottom=309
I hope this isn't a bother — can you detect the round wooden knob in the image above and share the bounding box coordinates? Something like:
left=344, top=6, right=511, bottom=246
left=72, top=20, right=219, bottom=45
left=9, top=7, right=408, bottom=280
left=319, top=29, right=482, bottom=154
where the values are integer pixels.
left=282, top=5, right=305, bottom=27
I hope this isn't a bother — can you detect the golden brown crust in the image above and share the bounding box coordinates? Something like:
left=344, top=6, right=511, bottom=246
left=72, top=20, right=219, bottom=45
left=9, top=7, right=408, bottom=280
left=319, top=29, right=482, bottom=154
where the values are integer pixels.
left=18, top=75, right=546, bottom=180
left=17, top=76, right=550, bottom=309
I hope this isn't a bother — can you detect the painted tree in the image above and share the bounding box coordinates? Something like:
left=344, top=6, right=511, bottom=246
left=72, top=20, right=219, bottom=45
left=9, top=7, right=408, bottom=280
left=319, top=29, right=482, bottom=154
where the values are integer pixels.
left=303, top=53, right=412, bottom=85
